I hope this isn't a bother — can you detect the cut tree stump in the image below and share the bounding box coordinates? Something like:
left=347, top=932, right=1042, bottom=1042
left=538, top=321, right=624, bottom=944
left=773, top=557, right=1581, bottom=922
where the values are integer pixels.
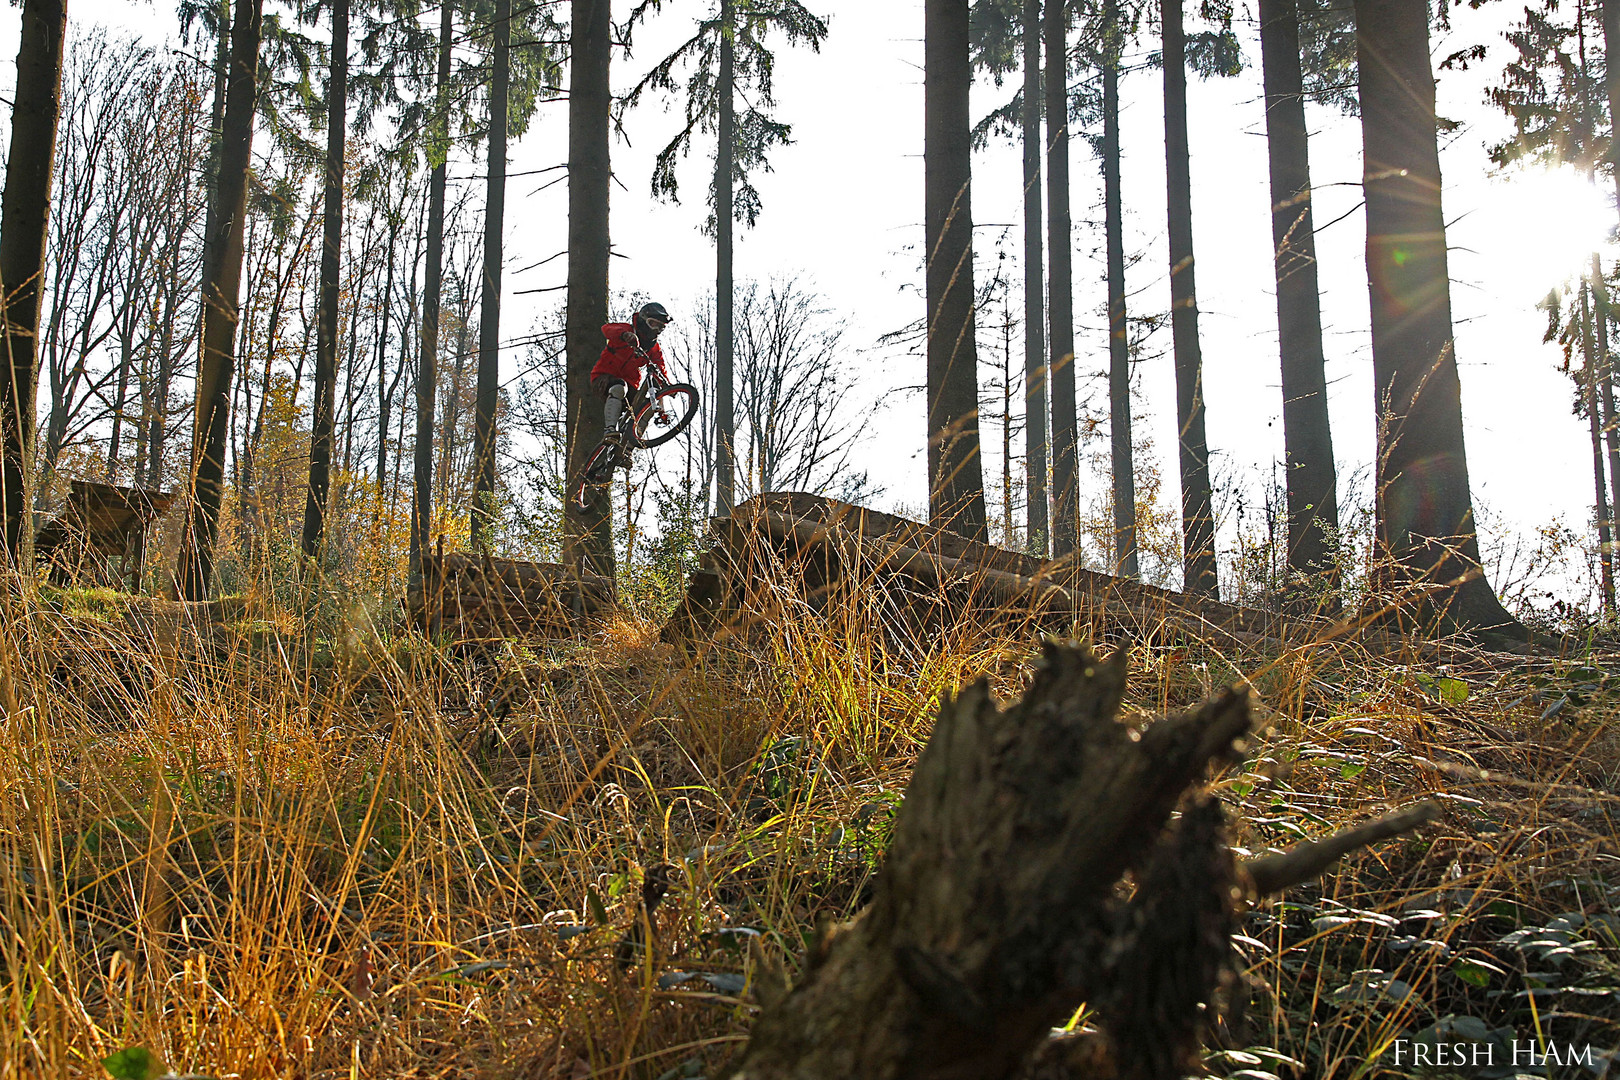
left=725, top=639, right=1435, bottom=1080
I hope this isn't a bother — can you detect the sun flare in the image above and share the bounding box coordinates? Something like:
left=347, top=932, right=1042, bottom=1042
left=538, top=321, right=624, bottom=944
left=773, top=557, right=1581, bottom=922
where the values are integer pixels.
left=1482, top=167, right=1615, bottom=296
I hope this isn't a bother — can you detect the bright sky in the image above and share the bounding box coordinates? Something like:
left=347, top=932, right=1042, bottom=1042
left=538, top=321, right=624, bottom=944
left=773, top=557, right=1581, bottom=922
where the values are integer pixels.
left=4, top=0, right=1610, bottom=586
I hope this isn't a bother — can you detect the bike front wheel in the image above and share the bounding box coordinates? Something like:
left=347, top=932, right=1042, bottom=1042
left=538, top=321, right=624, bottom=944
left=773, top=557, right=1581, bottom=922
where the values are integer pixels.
left=631, top=382, right=701, bottom=449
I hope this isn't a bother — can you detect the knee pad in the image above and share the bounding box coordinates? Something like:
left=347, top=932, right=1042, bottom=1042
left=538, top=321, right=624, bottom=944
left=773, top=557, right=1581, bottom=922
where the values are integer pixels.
left=607, top=382, right=627, bottom=401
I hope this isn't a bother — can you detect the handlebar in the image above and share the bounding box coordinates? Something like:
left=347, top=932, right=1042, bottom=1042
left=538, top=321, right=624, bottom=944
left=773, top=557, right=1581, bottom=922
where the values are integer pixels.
left=634, top=346, right=671, bottom=388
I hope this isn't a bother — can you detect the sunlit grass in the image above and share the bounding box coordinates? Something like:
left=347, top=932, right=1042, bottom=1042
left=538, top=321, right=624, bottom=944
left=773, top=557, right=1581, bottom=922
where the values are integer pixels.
left=0, top=565, right=1615, bottom=1079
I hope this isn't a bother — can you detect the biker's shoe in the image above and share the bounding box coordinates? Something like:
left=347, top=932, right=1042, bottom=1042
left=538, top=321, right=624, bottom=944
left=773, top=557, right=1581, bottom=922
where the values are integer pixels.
left=600, top=428, right=632, bottom=468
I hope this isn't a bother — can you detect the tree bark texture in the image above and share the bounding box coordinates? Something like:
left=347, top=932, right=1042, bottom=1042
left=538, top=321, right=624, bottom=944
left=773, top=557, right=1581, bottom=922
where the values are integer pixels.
left=1259, top=0, right=1339, bottom=600
left=0, top=0, right=67, bottom=563
left=303, top=0, right=349, bottom=563
left=375, top=218, right=399, bottom=517
left=715, top=0, right=737, bottom=516
left=1581, top=280, right=1616, bottom=612
left=471, top=0, right=509, bottom=548
left=1161, top=0, right=1218, bottom=599
left=1043, top=0, right=1076, bottom=559
left=179, top=0, right=264, bottom=600
left=728, top=640, right=1253, bottom=1080
left=412, top=0, right=455, bottom=581
left=1354, top=0, right=1519, bottom=632
left=563, top=0, right=615, bottom=579
left=925, top=0, right=988, bottom=541
left=1102, top=6, right=1138, bottom=579
left=1022, top=0, right=1048, bottom=557
left=1605, top=0, right=1620, bottom=237
left=1592, top=257, right=1620, bottom=578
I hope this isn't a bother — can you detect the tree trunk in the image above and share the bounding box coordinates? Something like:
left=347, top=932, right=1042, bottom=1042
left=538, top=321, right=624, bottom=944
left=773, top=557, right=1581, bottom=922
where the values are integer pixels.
left=0, top=0, right=68, bottom=564
left=1044, top=0, right=1076, bottom=559
left=182, top=0, right=229, bottom=493
left=1259, top=0, right=1339, bottom=606
left=925, top=0, right=988, bottom=542
left=471, top=0, right=509, bottom=549
left=1354, top=0, right=1521, bottom=634
left=441, top=312, right=472, bottom=508
left=1162, top=0, right=1218, bottom=599
left=411, top=0, right=454, bottom=581
left=1021, top=0, right=1048, bottom=557
left=1581, top=278, right=1616, bottom=613
left=339, top=253, right=367, bottom=484
left=375, top=216, right=398, bottom=517
left=1592, top=255, right=1620, bottom=575
left=1605, top=0, right=1620, bottom=237
left=1102, top=3, right=1138, bottom=579
left=238, top=230, right=300, bottom=555
left=107, top=336, right=133, bottom=478
left=178, top=0, right=264, bottom=600
left=562, top=0, right=614, bottom=580
left=143, top=206, right=185, bottom=493
left=303, top=0, right=348, bottom=563
left=1001, top=286, right=1014, bottom=542
left=715, top=0, right=737, bottom=516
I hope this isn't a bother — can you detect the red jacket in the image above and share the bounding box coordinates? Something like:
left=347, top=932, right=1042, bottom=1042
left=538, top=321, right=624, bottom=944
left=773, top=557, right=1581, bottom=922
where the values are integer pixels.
left=591, top=322, right=669, bottom=389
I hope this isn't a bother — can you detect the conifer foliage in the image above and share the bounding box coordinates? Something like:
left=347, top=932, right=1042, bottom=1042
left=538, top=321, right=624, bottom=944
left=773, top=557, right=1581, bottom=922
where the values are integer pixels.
left=623, top=0, right=829, bottom=517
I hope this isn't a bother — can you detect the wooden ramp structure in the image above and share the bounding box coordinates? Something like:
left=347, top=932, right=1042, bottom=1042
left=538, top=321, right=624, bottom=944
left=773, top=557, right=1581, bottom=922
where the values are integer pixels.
left=407, top=546, right=616, bottom=639
left=34, top=480, right=176, bottom=590
left=663, top=493, right=1299, bottom=650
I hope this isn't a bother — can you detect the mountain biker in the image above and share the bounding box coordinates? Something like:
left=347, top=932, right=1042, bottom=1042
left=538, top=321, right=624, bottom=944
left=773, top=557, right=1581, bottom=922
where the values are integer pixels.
left=591, top=302, right=673, bottom=461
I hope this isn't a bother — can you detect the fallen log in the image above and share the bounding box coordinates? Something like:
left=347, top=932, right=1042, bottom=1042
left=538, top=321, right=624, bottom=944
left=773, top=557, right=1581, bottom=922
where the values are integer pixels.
left=661, top=494, right=1317, bottom=651
left=726, top=640, right=1437, bottom=1080
left=741, top=507, right=1071, bottom=607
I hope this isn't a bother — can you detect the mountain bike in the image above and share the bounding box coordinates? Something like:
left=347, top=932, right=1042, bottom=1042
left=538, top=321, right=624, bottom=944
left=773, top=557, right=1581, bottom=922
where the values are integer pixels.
left=571, top=358, right=701, bottom=507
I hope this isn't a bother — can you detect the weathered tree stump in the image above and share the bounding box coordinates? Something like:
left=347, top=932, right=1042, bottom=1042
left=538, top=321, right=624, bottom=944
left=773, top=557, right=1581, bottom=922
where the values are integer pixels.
left=727, top=640, right=1434, bottom=1080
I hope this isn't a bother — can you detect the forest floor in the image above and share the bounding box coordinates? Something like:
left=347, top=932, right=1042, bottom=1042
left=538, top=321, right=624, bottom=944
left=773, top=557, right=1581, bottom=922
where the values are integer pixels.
left=1, top=580, right=1618, bottom=1079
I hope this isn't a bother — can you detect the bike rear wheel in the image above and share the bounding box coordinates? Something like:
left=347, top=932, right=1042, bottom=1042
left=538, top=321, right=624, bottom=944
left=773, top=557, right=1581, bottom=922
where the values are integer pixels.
left=632, top=382, right=700, bottom=449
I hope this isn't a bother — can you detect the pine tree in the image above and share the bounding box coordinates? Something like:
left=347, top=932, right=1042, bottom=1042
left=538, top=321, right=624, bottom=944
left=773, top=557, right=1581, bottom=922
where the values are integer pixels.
left=1356, top=0, right=1523, bottom=634
left=1158, top=0, right=1238, bottom=598
left=928, top=0, right=989, bottom=538
left=1045, top=0, right=1078, bottom=557
left=563, top=0, right=615, bottom=577
left=624, top=0, right=829, bottom=516
left=1021, top=0, right=1049, bottom=556
left=411, top=0, right=455, bottom=583
left=302, top=0, right=351, bottom=563
left=1259, top=0, right=1341, bottom=605
left=180, top=0, right=267, bottom=599
left=970, top=0, right=1049, bottom=554
left=1099, top=0, right=1138, bottom=577
left=470, top=0, right=510, bottom=549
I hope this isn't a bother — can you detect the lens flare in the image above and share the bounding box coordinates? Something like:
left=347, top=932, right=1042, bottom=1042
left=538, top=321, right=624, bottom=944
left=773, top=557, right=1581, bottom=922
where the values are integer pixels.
left=1480, top=168, right=1613, bottom=296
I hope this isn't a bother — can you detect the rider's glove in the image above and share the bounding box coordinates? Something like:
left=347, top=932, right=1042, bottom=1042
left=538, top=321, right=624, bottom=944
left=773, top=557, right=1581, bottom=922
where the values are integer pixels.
left=621, top=331, right=640, bottom=349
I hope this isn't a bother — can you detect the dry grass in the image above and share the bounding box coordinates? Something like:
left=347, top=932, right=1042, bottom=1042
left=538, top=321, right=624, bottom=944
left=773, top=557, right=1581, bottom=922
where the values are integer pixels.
left=1, top=570, right=1616, bottom=1079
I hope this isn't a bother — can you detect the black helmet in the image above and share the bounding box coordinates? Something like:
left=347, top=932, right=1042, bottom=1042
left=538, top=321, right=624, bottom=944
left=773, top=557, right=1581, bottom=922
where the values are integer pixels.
left=637, top=302, right=672, bottom=326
